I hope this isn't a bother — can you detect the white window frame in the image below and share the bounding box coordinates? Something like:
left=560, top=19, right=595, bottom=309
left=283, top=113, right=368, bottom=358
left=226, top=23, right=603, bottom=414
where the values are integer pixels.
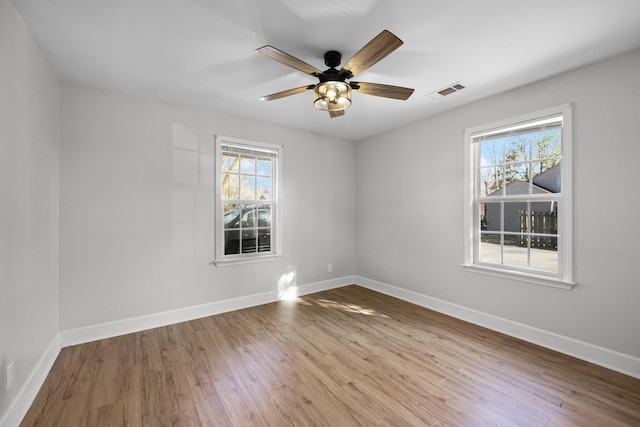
left=214, top=135, right=282, bottom=266
left=463, top=104, right=574, bottom=289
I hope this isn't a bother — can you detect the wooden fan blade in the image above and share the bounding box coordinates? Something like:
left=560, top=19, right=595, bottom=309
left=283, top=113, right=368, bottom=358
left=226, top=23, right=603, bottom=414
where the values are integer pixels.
left=341, top=30, right=403, bottom=78
left=329, top=109, right=345, bottom=118
left=351, top=82, right=414, bottom=100
left=259, top=85, right=315, bottom=101
left=256, top=45, right=323, bottom=77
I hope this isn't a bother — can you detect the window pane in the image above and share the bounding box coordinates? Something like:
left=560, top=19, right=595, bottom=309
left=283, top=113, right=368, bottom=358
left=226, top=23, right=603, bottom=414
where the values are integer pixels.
left=505, top=134, right=529, bottom=163
left=503, top=202, right=528, bottom=234
left=531, top=162, right=561, bottom=194
left=257, top=208, right=271, bottom=227
left=480, top=166, right=501, bottom=196
left=480, top=138, right=503, bottom=167
left=504, top=162, right=529, bottom=190
left=530, top=208, right=558, bottom=242
left=223, top=204, right=241, bottom=229
left=503, top=233, right=523, bottom=249
left=531, top=128, right=561, bottom=161
left=242, top=206, right=257, bottom=253
left=222, top=154, right=239, bottom=173
left=222, top=173, right=239, bottom=199
left=530, top=244, right=558, bottom=273
left=240, top=175, right=256, bottom=199
left=242, top=229, right=257, bottom=253
left=257, top=158, right=272, bottom=176
left=479, top=234, right=501, bottom=265
left=258, top=229, right=271, bottom=252
left=481, top=202, right=501, bottom=232
left=255, top=206, right=272, bottom=252
left=257, top=176, right=272, bottom=200
left=240, top=157, right=255, bottom=174
left=503, top=236, right=528, bottom=268
left=225, top=229, right=240, bottom=254
left=242, top=206, right=256, bottom=227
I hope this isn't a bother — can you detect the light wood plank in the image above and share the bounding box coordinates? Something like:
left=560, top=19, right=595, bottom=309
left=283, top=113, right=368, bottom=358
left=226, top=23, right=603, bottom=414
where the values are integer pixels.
left=21, top=285, right=640, bottom=426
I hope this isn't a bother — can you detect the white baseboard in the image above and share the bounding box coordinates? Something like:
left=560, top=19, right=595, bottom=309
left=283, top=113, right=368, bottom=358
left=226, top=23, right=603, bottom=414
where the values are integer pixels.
left=354, top=276, right=640, bottom=379
left=60, top=276, right=355, bottom=347
left=10, top=274, right=636, bottom=427
left=0, top=335, right=60, bottom=427
left=3, top=276, right=353, bottom=427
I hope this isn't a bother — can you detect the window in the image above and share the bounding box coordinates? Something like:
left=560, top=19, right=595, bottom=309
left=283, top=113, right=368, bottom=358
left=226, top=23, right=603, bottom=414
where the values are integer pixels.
left=463, top=104, right=573, bottom=289
left=214, top=135, right=282, bottom=266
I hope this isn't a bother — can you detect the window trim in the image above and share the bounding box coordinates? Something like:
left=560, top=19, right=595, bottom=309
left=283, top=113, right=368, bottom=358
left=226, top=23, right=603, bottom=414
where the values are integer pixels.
left=214, top=135, right=283, bottom=267
left=463, top=104, right=574, bottom=289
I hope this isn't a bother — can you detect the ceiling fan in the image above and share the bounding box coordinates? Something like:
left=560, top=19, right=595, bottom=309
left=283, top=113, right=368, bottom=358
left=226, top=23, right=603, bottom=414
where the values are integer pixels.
left=256, top=30, right=414, bottom=118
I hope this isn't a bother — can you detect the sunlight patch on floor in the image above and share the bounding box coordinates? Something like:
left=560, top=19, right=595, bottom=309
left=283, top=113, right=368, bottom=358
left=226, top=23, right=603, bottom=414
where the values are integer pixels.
left=314, top=298, right=390, bottom=318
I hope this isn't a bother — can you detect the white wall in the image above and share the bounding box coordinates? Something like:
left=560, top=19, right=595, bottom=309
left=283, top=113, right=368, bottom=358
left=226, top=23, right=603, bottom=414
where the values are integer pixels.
left=0, top=0, right=60, bottom=422
left=3, top=4, right=638, bottom=420
left=59, top=83, right=356, bottom=331
left=356, top=49, right=640, bottom=359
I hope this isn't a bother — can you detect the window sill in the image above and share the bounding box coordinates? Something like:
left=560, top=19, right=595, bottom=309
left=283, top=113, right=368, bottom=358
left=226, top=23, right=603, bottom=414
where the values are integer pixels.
left=462, top=264, right=575, bottom=290
left=214, top=254, right=282, bottom=267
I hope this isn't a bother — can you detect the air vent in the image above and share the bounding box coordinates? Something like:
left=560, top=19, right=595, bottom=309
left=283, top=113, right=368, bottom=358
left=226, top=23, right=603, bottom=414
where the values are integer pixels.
left=427, top=82, right=465, bottom=99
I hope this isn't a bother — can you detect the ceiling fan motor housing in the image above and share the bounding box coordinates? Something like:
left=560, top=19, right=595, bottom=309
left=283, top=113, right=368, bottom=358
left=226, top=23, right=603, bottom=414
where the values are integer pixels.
left=324, top=50, right=342, bottom=68
left=320, top=51, right=353, bottom=83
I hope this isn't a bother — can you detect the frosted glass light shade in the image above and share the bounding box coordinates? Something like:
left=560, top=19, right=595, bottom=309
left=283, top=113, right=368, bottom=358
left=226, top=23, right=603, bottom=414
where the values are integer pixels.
left=313, top=81, right=352, bottom=111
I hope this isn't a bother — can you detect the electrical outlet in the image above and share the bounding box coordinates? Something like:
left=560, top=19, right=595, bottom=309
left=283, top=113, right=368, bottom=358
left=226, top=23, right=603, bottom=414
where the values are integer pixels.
left=6, top=361, right=14, bottom=389
left=328, top=264, right=333, bottom=273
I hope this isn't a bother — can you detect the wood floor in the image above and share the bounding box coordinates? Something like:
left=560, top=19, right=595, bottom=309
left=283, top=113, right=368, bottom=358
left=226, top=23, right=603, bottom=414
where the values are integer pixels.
left=21, top=285, right=640, bottom=426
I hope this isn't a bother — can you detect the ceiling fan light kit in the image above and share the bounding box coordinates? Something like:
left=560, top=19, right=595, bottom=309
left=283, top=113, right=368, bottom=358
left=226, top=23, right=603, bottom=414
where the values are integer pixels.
left=256, top=30, right=414, bottom=118
left=313, top=81, right=352, bottom=112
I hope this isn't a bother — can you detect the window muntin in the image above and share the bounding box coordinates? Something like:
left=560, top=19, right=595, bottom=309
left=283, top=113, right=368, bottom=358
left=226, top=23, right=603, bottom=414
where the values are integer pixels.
left=465, top=104, right=573, bottom=288
left=215, top=136, right=281, bottom=265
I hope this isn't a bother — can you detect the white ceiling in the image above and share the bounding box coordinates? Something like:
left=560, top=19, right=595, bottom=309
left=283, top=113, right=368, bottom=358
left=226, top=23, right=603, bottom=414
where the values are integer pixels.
left=12, top=0, right=640, bottom=141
